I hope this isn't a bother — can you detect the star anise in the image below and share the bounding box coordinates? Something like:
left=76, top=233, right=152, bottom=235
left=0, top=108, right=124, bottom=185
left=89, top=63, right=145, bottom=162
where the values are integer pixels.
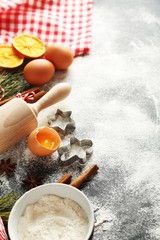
left=0, top=158, right=17, bottom=176
left=22, top=175, right=44, bottom=189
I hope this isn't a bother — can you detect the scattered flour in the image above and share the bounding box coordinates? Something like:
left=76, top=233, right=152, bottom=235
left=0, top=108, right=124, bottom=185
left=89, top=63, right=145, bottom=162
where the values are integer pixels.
left=18, top=194, right=89, bottom=240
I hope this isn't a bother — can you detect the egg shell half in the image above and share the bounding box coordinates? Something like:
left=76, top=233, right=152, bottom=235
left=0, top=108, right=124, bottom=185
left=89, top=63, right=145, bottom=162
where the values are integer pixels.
left=28, top=127, right=61, bottom=156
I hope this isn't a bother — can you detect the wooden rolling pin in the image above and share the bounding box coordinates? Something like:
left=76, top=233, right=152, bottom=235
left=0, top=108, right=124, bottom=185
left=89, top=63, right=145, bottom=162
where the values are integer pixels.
left=0, top=83, right=71, bottom=154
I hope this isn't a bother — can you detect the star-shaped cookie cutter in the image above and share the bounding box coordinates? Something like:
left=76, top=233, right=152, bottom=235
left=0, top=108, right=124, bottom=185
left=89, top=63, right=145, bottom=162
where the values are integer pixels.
left=58, top=137, right=93, bottom=166
left=47, top=109, right=76, bottom=137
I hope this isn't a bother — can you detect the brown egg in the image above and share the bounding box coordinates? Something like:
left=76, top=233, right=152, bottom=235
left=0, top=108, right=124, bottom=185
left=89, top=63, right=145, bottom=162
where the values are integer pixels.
left=44, top=43, right=73, bottom=70
left=28, top=126, right=61, bottom=156
left=23, top=59, right=55, bottom=85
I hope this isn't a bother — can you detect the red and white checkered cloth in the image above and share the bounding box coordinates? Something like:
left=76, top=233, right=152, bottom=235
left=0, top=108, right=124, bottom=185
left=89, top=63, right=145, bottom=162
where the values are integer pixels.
left=0, top=0, right=93, bottom=56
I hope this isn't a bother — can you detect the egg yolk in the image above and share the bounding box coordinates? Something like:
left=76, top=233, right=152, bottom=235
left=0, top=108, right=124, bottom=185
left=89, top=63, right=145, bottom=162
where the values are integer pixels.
left=38, top=136, right=55, bottom=149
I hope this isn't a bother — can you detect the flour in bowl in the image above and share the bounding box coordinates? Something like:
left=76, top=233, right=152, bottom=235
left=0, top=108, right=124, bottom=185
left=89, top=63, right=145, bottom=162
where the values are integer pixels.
left=18, top=194, right=89, bottom=240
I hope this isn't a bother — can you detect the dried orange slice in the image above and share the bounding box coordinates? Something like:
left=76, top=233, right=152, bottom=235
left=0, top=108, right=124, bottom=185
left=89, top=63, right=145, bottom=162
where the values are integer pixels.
left=0, top=45, right=24, bottom=68
left=12, top=34, right=46, bottom=58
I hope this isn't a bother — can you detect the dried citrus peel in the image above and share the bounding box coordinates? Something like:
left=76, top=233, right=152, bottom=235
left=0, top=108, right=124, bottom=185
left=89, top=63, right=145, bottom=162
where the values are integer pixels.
left=0, top=45, right=24, bottom=68
left=12, top=34, right=46, bottom=58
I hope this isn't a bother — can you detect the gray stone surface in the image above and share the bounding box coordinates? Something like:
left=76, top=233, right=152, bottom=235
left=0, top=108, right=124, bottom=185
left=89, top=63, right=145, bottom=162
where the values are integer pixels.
left=1, top=0, right=160, bottom=239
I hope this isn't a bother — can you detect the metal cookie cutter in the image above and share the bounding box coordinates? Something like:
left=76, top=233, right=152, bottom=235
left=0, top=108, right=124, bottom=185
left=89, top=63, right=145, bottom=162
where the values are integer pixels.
left=47, top=109, right=76, bottom=137
left=58, top=137, right=93, bottom=166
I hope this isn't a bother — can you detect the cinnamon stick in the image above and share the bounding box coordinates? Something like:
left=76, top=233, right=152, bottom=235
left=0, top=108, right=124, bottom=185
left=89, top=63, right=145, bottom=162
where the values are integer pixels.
left=17, top=87, right=41, bottom=95
left=56, top=173, right=72, bottom=184
left=71, top=164, right=99, bottom=188
left=26, top=90, right=46, bottom=103
left=0, top=87, right=41, bottom=106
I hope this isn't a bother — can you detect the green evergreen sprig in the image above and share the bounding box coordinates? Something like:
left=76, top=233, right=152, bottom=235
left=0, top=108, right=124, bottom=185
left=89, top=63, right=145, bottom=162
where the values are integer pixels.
left=0, top=68, right=29, bottom=100
left=0, top=192, right=20, bottom=222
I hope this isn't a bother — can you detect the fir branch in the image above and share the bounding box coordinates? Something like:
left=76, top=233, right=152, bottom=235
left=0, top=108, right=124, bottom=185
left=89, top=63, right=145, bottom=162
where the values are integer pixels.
left=0, top=68, right=29, bottom=100
left=0, top=192, right=20, bottom=222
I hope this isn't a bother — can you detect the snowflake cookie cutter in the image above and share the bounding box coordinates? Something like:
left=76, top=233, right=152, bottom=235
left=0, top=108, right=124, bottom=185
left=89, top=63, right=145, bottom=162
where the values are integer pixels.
left=47, top=109, right=76, bottom=137
left=58, top=137, right=93, bottom=166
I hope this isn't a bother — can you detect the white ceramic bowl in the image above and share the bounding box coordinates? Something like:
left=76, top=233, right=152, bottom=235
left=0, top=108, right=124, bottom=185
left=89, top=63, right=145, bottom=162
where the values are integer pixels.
left=8, top=183, right=94, bottom=240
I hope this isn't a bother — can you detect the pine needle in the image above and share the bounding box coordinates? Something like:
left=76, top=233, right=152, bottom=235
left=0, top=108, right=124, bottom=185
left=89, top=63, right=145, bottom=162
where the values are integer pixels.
left=0, top=66, right=29, bottom=100
left=0, top=192, right=20, bottom=222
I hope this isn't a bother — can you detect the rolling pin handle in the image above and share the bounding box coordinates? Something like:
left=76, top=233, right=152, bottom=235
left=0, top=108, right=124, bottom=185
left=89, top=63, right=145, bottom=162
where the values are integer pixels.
left=30, top=83, right=71, bottom=115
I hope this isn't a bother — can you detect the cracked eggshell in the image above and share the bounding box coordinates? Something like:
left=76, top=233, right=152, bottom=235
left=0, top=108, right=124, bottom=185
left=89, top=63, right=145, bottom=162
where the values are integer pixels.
left=27, top=126, right=61, bottom=156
